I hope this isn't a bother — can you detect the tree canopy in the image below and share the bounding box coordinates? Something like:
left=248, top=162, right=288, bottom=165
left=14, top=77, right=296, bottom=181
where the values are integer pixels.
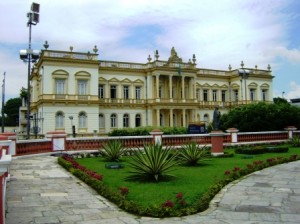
left=3, top=97, right=22, bottom=126
left=220, top=100, right=300, bottom=132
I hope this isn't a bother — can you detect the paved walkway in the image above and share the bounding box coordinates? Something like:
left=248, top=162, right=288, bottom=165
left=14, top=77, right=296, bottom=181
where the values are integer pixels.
left=6, top=155, right=300, bottom=224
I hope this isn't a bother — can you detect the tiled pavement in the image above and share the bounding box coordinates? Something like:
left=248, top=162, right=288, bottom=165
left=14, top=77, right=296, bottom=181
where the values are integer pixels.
left=6, top=155, right=300, bottom=224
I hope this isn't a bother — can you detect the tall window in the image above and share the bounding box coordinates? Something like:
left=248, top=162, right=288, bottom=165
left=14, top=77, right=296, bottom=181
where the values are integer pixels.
left=234, top=90, right=239, bottom=102
left=78, top=112, right=87, bottom=128
left=212, top=90, right=217, bottom=102
left=78, top=80, right=87, bottom=95
left=196, top=89, right=200, bottom=100
left=159, top=86, right=162, bottom=98
left=123, top=114, right=129, bottom=127
left=135, top=86, right=141, bottom=99
left=98, top=85, right=104, bottom=99
left=250, top=89, right=256, bottom=101
left=222, top=90, right=226, bottom=102
left=160, top=114, right=163, bottom=126
left=55, top=111, right=64, bottom=129
left=110, top=85, right=117, bottom=99
left=123, top=86, right=129, bottom=99
left=135, top=114, right=141, bottom=127
left=173, top=114, right=176, bottom=127
left=55, top=79, right=65, bottom=94
left=203, top=89, right=208, bottom=102
left=99, top=114, right=104, bottom=128
left=111, top=114, right=117, bottom=128
left=262, top=89, right=268, bottom=101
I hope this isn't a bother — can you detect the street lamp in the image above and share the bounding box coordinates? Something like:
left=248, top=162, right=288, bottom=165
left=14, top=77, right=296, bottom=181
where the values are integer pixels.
left=19, top=2, right=40, bottom=139
left=238, top=62, right=250, bottom=104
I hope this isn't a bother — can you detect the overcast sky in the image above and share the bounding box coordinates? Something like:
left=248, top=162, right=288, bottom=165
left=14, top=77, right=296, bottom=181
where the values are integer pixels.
left=0, top=0, right=300, bottom=105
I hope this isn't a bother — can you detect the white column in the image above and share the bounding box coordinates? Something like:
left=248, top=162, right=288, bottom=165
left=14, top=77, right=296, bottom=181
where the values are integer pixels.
left=182, top=109, right=186, bottom=127
left=169, top=75, right=173, bottom=99
left=170, top=109, right=173, bottom=127
left=156, top=109, right=160, bottom=126
left=181, top=76, right=185, bottom=99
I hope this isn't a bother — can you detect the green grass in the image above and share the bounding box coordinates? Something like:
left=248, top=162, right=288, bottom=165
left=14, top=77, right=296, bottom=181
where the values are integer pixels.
left=76, top=147, right=300, bottom=207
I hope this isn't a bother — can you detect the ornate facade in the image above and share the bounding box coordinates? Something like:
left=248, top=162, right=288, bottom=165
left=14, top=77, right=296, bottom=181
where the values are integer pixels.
left=21, top=47, right=273, bottom=136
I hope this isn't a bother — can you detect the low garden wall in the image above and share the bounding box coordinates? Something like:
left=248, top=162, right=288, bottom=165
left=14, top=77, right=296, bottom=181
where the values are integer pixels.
left=11, top=127, right=299, bottom=156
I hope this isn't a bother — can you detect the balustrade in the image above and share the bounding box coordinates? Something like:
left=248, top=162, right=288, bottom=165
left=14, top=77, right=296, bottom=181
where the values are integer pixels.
left=13, top=130, right=296, bottom=156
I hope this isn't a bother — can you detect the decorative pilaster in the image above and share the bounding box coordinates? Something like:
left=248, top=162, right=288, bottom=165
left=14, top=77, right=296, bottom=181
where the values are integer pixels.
left=226, top=128, right=239, bottom=143
left=210, top=130, right=224, bottom=156
left=284, top=126, right=297, bottom=139
left=46, top=131, right=67, bottom=151
left=149, top=129, right=164, bottom=145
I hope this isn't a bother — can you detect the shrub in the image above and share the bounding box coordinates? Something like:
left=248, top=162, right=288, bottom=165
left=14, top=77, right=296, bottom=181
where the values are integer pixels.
left=108, top=126, right=187, bottom=136
left=265, top=146, right=289, bottom=153
left=235, top=146, right=265, bottom=154
left=291, top=135, right=300, bottom=147
left=128, top=144, right=180, bottom=181
left=177, top=142, right=210, bottom=166
left=99, top=140, right=127, bottom=162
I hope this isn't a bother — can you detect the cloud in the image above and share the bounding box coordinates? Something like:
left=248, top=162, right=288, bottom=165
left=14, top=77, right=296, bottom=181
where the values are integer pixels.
left=286, top=81, right=300, bottom=99
left=0, top=0, right=298, bottom=104
left=269, top=46, right=300, bottom=63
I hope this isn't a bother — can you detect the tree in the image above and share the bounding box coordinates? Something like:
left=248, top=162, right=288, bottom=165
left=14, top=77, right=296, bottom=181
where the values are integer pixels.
left=273, top=97, right=288, bottom=104
left=220, top=102, right=300, bottom=132
left=3, top=97, right=22, bottom=126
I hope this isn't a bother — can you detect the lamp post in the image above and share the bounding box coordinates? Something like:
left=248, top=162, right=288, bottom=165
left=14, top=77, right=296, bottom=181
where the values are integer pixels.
left=1, top=72, right=5, bottom=133
left=238, top=61, right=250, bottom=104
left=19, top=2, right=40, bottom=139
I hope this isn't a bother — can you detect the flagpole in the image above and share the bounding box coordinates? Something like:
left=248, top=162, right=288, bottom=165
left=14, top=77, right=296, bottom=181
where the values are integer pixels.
left=1, top=72, right=5, bottom=133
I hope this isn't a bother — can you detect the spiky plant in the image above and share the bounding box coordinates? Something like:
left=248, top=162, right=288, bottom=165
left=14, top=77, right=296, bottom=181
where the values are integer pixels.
left=99, top=140, right=127, bottom=162
left=177, top=142, right=210, bottom=166
left=128, top=144, right=179, bottom=182
left=291, top=135, right=300, bottom=147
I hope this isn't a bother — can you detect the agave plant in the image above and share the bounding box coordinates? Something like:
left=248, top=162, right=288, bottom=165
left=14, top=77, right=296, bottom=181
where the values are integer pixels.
left=177, top=142, right=210, bottom=166
left=99, top=140, right=127, bottom=162
left=128, top=143, right=179, bottom=182
left=291, top=135, right=300, bottom=147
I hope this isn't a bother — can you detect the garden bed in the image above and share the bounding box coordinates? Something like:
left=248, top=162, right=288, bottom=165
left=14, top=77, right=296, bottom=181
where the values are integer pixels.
left=58, top=146, right=300, bottom=217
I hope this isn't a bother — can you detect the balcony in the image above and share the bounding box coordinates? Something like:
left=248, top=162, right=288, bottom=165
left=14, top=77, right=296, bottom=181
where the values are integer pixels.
left=55, top=94, right=66, bottom=100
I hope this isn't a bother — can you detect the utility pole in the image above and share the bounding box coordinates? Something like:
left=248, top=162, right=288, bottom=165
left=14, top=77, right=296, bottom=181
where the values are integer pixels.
left=1, top=72, right=5, bottom=133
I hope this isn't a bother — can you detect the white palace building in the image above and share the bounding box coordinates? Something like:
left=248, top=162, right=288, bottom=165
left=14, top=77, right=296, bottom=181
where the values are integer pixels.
left=19, top=46, right=273, bottom=137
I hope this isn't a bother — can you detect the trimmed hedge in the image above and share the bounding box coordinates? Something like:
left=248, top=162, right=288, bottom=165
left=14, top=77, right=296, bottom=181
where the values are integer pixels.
left=235, top=145, right=289, bottom=155
left=109, top=126, right=188, bottom=136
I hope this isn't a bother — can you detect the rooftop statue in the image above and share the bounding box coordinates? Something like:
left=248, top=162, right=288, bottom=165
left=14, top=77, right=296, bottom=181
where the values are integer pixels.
left=168, top=47, right=182, bottom=63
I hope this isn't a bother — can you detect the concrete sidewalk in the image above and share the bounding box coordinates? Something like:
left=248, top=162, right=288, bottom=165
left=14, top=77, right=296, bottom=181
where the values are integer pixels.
left=6, top=155, right=300, bottom=224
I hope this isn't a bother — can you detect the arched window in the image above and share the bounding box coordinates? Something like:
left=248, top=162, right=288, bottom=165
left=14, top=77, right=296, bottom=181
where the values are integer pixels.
left=123, top=114, right=129, bottom=128
left=99, top=114, right=104, bottom=128
left=78, top=112, right=87, bottom=128
left=111, top=114, right=117, bottom=128
left=135, top=114, right=141, bottom=127
left=55, top=111, right=64, bottom=129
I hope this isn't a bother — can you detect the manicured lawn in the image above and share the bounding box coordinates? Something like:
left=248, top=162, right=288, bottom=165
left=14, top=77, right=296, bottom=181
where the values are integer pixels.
left=76, top=147, right=300, bottom=207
